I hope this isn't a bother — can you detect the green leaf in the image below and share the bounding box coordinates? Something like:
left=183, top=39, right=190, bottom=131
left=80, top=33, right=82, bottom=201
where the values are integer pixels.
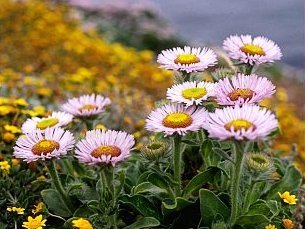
left=41, top=189, right=72, bottom=217
left=265, top=165, right=302, bottom=199
left=73, top=205, right=94, bottom=217
left=201, top=140, right=213, bottom=160
left=236, top=214, right=269, bottom=225
left=266, top=200, right=279, bottom=215
left=182, top=139, right=199, bottom=146
left=119, top=194, right=161, bottom=220
left=199, top=189, right=230, bottom=227
left=123, top=217, right=160, bottom=229
left=183, top=167, right=222, bottom=198
left=134, top=182, right=168, bottom=197
left=161, top=197, right=194, bottom=216
left=245, top=200, right=271, bottom=216
left=212, top=147, right=233, bottom=163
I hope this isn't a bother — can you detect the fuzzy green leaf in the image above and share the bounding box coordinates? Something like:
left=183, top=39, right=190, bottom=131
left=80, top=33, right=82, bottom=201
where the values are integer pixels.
left=199, top=189, right=230, bottom=227
left=161, top=197, right=194, bottom=215
left=236, top=214, right=269, bottom=225
left=123, top=217, right=160, bottom=229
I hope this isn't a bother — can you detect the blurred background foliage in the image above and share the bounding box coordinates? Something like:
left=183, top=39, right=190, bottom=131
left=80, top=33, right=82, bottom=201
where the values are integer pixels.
left=0, top=0, right=304, bottom=178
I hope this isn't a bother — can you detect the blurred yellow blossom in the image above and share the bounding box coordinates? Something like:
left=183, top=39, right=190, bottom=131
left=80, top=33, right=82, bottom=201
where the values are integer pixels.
left=32, top=202, right=44, bottom=215
left=4, top=125, right=21, bottom=134
left=0, top=161, right=11, bottom=176
left=282, top=219, right=294, bottom=229
left=72, top=218, right=93, bottom=229
left=278, top=191, right=297, bottom=205
left=7, top=206, right=25, bottom=215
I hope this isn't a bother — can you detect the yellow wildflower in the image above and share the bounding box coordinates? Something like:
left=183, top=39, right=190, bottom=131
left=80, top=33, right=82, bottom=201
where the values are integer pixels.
left=11, top=159, right=20, bottom=166
left=7, top=206, right=25, bottom=214
left=14, top=98, right=29, bottom=107
left=4, top=125, right=21, bottom=134
left=32, top=202, right=44, bottom=214
left=278, top=191, right=298, bottom=205
left=0, top=161, right=11, bottom=175
left=0, top=105, right=16, bottom=115
left=95, top=124, right=107, bottom=130
left=282, top=219, right=294, bottom=229
left=37, top=175, right=47, bottom=181
left=3, top=132, right=15, bottom=143
left=72, top=218, right=93, bottom=229
left=265, top=224, right=277, bottom=229
left=22, top=215, right=47, bottom=229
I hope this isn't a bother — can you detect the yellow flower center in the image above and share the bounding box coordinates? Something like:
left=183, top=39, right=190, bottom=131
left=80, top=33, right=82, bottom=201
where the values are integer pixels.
left=91, top=145, right=121, bottom=158
left=79, top=104, right=97, bottom=112
left=182, top=87, right=207, bottom=100
left=31, top=139, right=60, bottom=155
left=174, top=54, right=200, bottom=65
left=225, top=119, right=254, bottom=131
left=162, top=113, right=193, bottom=128
left=36, top=118, right=59, bottom=130
left=240, top=44, right=265, bottom=56
left=228, top=88, right=254, bottom=101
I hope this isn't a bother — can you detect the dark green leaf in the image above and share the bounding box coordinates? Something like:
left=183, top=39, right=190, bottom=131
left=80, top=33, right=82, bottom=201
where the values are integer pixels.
left=236, top=214, right=269, bottom=225
left=199, top=189, right=230, bottom=227
left=123, top=217, right=160, bottom=229
left=161, top=197, right=194, bottom=216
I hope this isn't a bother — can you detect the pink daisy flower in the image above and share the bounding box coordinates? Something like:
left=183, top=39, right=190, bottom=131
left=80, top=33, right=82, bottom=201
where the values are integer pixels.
left=157, top=46, right=217, bottom=73
left=61, top=94, right=111, bottom=117
left=13, top=128, right=75, bottom=163
left=21, top=111, right=73, bottom=133
left=167, top=81, right=215, bottom=107
left=223, top=34, right=282, bottom=65
left=207, top=105, right=278, bottom=140
left=75, top=130, right=135, bottom=166
left=214, top=74, right=275, bottom=105
left=145, top=103, right=208, bottom=136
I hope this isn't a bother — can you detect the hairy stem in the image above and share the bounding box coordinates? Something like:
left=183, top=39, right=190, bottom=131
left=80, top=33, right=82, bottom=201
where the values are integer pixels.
left=173, top=136, right=182, bottom=196
left=47, top=160, right=74, bottom=213
left=229, top=142, right=244, bottom=225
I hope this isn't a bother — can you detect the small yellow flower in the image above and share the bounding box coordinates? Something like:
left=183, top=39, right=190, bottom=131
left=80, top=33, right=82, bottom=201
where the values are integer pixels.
left=282, top=219, right=294, bottom=229
left=0, top=161, right=11, bottom=176
left=14, top=98, right=29, bottom=107
left=265, top=224, right=277, bottom=229
left=32, top=202, right=44, bottom=214
left=22, top=215, right=47, bottom=229
left=4, top=125, right=21, bottom=134
left=7, top=206, right=25, bottom=214
left=11, top=158, right=20, bottom=166
left=3, top=132, right=15, bottom=143
left=36, top=175, right=47, bottom=181
left=95, top=124, right=107, bottom=130
left=0, top=105, right=16, bottom=115
left=72, top=218, right=93, bottom=229
left=278, top=191, right=298, bottom=205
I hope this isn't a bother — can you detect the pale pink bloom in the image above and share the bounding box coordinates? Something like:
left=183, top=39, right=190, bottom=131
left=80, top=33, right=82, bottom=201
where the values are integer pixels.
left=75, top=130, right=135, bottom=166
left=61, top=94, right=111, bottom=117
left=167, top=81, right=215, bottom=107
left=21, top=111, right=73, bottom=133
left=13, top=128, right=75, bottom=163
left=214, top=74, right=275, bottom=105
left=145, top=103, right=208, bottom=136
left=207, top=105, right=278, bottom=140
left=223, top=34, right=282, bottom=65
left=157, top=46, right=217, bottom=73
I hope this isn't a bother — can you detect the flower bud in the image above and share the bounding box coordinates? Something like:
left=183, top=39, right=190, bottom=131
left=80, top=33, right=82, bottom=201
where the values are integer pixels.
left=245, top=153, right=274, bottom=178
left=140, top=140, right=167, bottom=161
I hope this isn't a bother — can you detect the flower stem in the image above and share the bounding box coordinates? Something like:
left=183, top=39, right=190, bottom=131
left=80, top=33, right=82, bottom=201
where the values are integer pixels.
left=243, top=179, right=255, bottom=212
left=229, top=142, right=244, bottom=226
left=47, top=160, right=74, bottom=213
left=173, top=136, right=182, bottom=196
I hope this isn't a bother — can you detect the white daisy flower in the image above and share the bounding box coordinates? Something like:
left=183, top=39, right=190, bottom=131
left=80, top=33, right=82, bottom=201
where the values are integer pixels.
left=207, top=105, right=278, bottom=140
left=61, top=94, right=111, bottom=117
left=13, top=128, right=75, bottom=163
left=214, top=74, right=275, bottom=105
left=75, top=130, right=135, bottom=166
left=223, top=34, right=282, bottom=65
left=21, top=111, right=73, bottom=133
left=145, top=103, right=208, bottom=136
left=157, top=46, right=218, bottom=73
left=167, top=81, right=215, bottom=107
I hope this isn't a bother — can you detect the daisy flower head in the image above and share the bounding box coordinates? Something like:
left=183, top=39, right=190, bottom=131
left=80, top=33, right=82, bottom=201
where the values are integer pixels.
left=167, top=81, right=215, bottom=107
left=207, top=105, right=278, bottom=140
left=61, top=94, right=111, bottom=117
left=75, top=129, right=135, bottom=166
left=157, top=46, right=218, bottom=73
left=21, top=111, right=73, bottom=133
left=13, top=128, right=75, bottom=163
left=145, top=103, right=208, bottom=136
left=214, top=74, right=275, bottom=106
left=223, top=34, right=282, bottom=65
